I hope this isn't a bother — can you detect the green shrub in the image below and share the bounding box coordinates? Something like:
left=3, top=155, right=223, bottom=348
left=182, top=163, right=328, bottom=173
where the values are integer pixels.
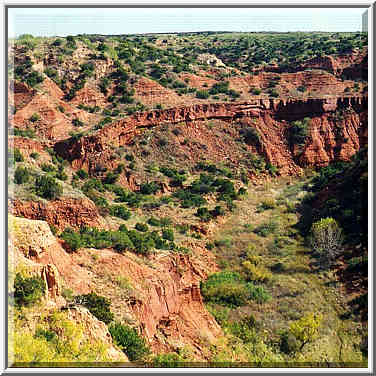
left=147, top=217, right=160, bottom=227
left=240, top=127, right=260, bottom=146
left=61, top=288, right=74, bottom=302
left=205, top=242, right=214, bottom=250
left=201, top=271, right=270, bottom=307
left=289, top=118, right=310, bottom=146
left=103, top=172, right=120, bottom=185
left=60, top=228, right=83, bottom=251
left=41, top=163, right=56, bottom=173
left=214, top=238, right=232, bottom=248
left=14, top=127, right=36, bottom=138
left=195, top=207, right=212, bottom=222
left=174, top=189, right=207, bottom=208
left=99, top=77, right=110, bottom=94
left=35, top=175, right=63, bottom=200
left=127, top=230, right=155, bottom=255
left=229, top=314, right=257, bottom=342
left=238, top=187, right=247, bottom=196
left=30, top=152, right=39, bottom=159
left=140, top=182, right=159, bottom=195
left=242, top=261, right=272, bottom=283
left=251, top=87, right=261, bottom=95
left=14, top=273, right=45, bottom=306
left=152, top=352, right=184, bottom=367
left=25, top=71, right=44, bottom=87
left=113, top=232, right=134, bottom=253
left=109, top=322, right=150, bottom=361
left=109, top=205, right=131, bottom=220
left=247, top=284, right=271, bottom=303
left=29, top=113, right=40, bottom=123
left=14, top=148, right=24, bottom=162
left=60, top=224, right=159, bottom=256
left=72, top=118, right=84, bottom=127
left=34, top=328, right=57, bottom=343
left=135, top=223, right=148, bottom=232
left=49, top=224, right=58, bottom=236
left=14, top=166, right=30, bottom=184
left=254, top=220, right=278, bottom=237
left=266, top=163, right=279, bottom=176
left=196, top=90, right=209, bottom=99
left=162, top=228, right=174, bottom=241
left=44, top=67, right=58, bottom=80
left=159, top=217, right=173, bottom=227
left=269, top=89, right=279, bottom=97
left=52, top=38, right=63, bottom=46
left=125, top=154, right=135, bottom=162
left=175, top=223, right=189, bottom=235
left=76, top=292, right=114, bottom=324
left=82, top=178, right=105, bottom=193
left=280, top=330, right=299, bottom=354
left=77, top=169, right=89, bottom=179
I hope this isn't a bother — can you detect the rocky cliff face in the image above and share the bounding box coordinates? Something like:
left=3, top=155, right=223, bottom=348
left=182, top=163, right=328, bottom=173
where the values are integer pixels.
left=54, top=95, right=367, bottom=177
left=9, top=219, right=126, bottom=361
left=298, top=110, right=367, bottom=167
left=9, top=214, right=221, bottom=359
left=263, top=50, right=367, bottom=80
left=88, top=245, right=221, bottom=357
left=9, top=215, right=93, bottom=294
left=9, top=196, right=103, bottom=231
left=8, top=80, right=35, bottom=112
left=10, top=78, right=99, bottom=141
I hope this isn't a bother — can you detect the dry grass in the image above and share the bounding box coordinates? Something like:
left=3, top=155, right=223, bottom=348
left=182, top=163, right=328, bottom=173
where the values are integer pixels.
left=208, top=176, right=366, bottom=364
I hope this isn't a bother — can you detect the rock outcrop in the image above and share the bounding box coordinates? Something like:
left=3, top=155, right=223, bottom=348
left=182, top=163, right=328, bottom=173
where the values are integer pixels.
left=8, top=80, right=35, bottom=112
left=133, top=77, right=189, bottom=108
left=10, top=78, right=98, bottom=141
left=86, top=244, right=221, bottom=358
left=9, top=215, right=221, bottom=358
left=54, top=95, right=367, bottom=177
left=9, top=215, right=93, bottom=294
left=9, top=215, right=126, bottom=361
left=9, top=197, right=102, bottom=232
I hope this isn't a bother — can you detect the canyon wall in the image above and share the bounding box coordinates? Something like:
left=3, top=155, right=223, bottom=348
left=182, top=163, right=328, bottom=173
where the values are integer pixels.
left=9, top=213, right=221, bottom=358
left=54, top=95, right=368, bottom=176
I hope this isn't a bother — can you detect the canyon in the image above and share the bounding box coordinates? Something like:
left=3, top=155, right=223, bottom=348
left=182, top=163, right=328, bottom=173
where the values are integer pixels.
left=8, top=31, right=368, bottom=365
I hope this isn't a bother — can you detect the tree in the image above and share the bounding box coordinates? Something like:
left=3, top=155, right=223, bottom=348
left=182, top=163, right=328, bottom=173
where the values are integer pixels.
left=14, top=166, right=30, bottom=184
left=310, top=217, right=343, bottom=268
left=109, top=322, right=150, bottom=361
left=14, top=148, right=24, bottom=162
left=35, top=175, right=63, bottom=200
left=288, top=117, right=310, bottom=146
left=76, top=292, right=114, bottom=324
left=289, top=312, right=323, bottom=350
left=14, top=273, right=46, bottom=306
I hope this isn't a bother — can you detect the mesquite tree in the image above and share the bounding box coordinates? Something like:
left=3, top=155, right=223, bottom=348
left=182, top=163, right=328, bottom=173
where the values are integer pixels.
left=290, top=312, right=323, bottom=351
left=310, top=217, right=343, bottom=268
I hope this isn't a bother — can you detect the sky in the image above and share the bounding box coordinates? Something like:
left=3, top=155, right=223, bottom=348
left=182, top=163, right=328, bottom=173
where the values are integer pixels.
left=8, top=7, right=368, bottom=38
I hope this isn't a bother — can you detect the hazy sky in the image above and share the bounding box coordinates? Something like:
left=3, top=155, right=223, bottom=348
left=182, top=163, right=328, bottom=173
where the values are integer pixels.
left=8, top=7, right=368, bottom=37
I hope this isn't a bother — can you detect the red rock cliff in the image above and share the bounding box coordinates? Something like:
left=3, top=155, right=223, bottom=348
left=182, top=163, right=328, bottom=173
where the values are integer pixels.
left=54, top=95, right=367, bottom=176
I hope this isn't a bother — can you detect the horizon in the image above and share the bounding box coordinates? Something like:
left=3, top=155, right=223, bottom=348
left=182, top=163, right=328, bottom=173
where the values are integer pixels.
left=8, top=7, right=367, bottom=38
left=9, top=30, right=368, bottom=40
